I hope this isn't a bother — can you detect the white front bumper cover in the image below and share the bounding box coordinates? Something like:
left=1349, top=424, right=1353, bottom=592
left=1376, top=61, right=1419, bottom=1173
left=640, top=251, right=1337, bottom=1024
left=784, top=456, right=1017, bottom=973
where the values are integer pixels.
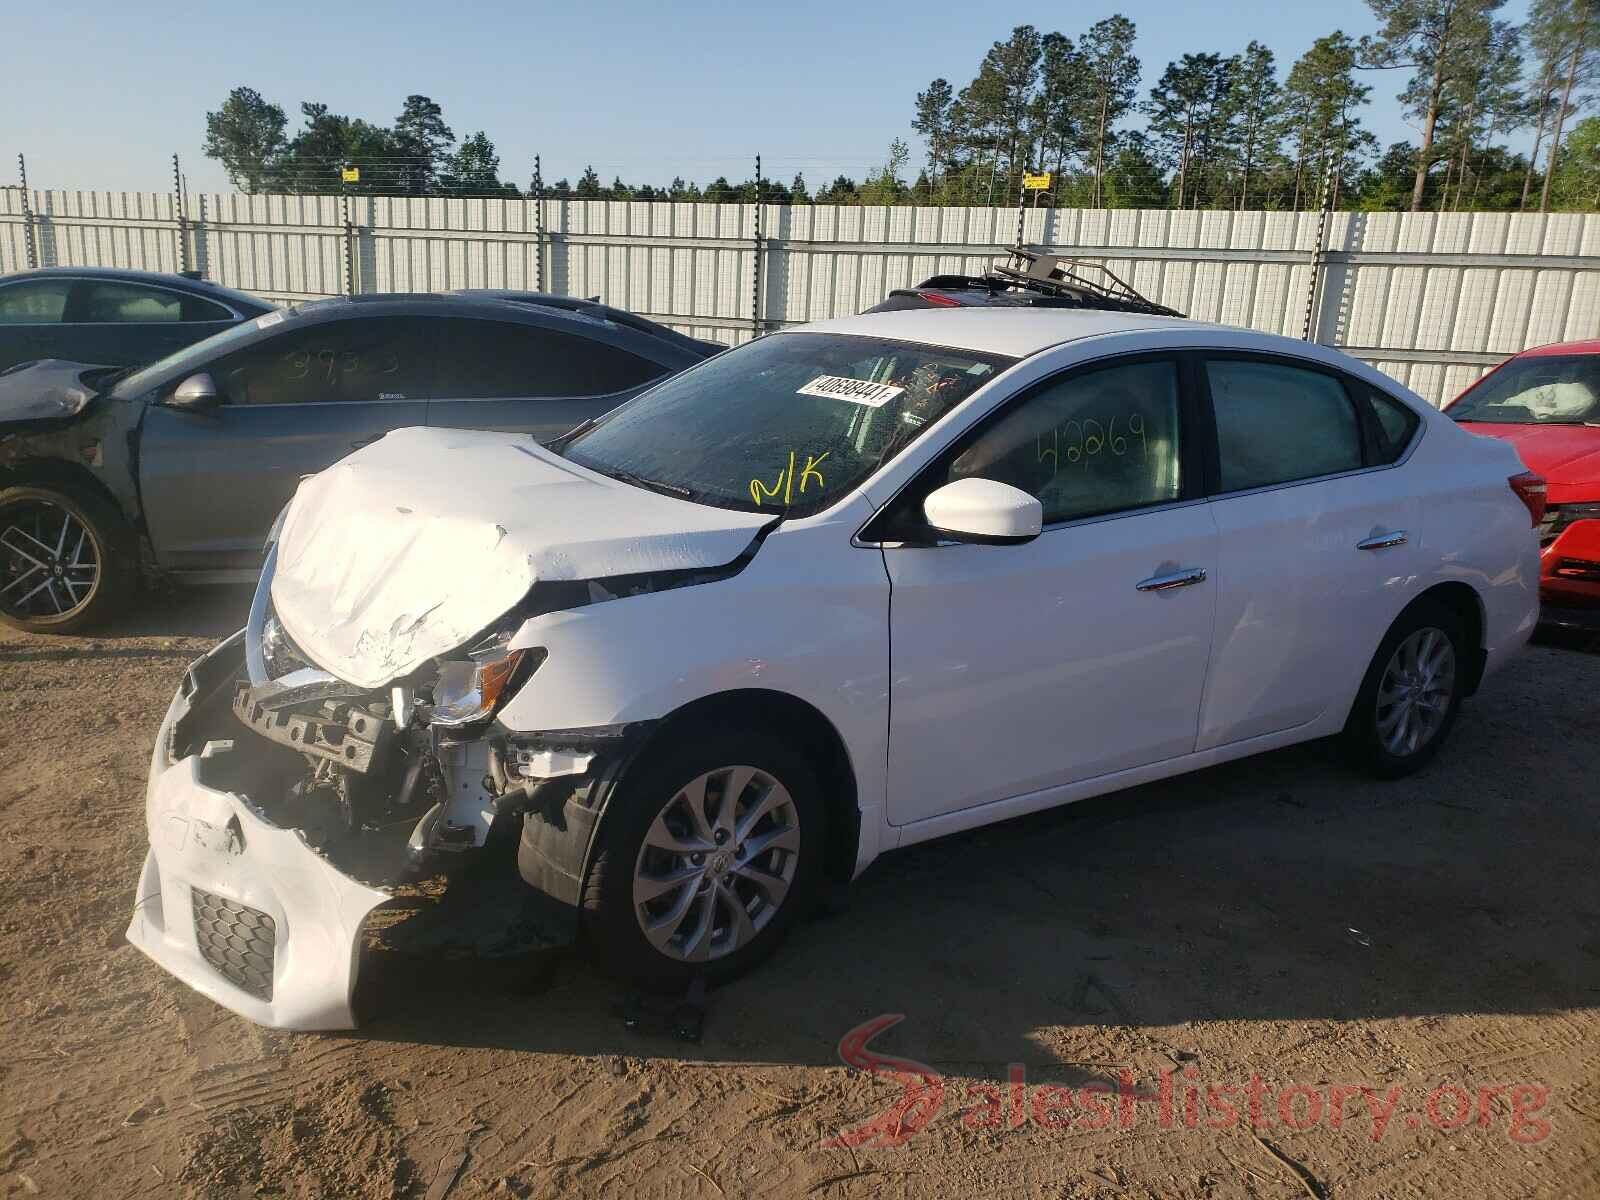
left=125, top=633, right=390, bottom=1031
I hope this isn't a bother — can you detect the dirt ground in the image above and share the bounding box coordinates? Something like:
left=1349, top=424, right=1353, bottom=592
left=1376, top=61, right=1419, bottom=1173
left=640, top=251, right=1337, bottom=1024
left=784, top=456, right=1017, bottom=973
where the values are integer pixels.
left=0, top=586, right=1597, bottom=1200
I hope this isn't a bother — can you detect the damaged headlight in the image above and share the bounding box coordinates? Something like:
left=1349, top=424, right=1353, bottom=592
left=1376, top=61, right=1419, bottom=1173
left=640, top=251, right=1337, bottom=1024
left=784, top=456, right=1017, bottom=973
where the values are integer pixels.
left=260, top=608, right=312, bottom=679
left=429, top=643, right=543, bottom=728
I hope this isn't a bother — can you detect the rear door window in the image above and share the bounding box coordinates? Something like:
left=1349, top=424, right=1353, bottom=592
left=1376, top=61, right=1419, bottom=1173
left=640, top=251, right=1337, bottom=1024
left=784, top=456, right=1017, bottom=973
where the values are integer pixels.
left=75, top=280, right=185, bottom=323
left=1206, top=358, right=1364, bottom=493
left=0, top=279, right=72, bottom=324
left=435, top=319, right=667, bottom=398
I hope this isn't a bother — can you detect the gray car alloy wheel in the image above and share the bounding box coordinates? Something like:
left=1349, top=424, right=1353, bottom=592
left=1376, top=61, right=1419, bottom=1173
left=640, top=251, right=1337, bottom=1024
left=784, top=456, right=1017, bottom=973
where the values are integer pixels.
left=632, top=764, right=802, bottom=963
left=1375, top=626, right=1457, bottom=758
left=0, top=499, right=101, bottom=621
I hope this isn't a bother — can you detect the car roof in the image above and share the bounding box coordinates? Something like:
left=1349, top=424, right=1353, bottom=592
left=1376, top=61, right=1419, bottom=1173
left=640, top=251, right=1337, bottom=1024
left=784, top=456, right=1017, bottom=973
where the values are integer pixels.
left=2, top=266, right=276, bottom=314
left=296, top=293, right=582, bottom=321
left=450, top=289, right=724, bottom=357
left=789, top=306, right=1205, bottom=359
left=1513, top=339, right=1600, bottom=358
left=253, top=292, right=701, bottom=366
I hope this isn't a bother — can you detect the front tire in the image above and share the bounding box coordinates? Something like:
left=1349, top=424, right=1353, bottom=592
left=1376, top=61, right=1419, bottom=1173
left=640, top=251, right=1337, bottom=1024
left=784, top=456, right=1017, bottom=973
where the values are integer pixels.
left=582, top=726, right=826, bottom=989
left=1342, top=599, right=1468, bottom=778
left=0, top=483, right=136, bottom=634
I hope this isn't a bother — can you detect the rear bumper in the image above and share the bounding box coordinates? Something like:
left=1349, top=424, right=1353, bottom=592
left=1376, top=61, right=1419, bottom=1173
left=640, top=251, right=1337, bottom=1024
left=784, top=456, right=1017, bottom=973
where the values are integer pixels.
left=126, top=640, right=389, bottom=1031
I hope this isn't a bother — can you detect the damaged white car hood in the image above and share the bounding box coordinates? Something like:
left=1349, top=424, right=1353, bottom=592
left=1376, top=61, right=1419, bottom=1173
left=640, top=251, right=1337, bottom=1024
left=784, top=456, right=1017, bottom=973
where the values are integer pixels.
left=270, top=426, right=773, bottom=689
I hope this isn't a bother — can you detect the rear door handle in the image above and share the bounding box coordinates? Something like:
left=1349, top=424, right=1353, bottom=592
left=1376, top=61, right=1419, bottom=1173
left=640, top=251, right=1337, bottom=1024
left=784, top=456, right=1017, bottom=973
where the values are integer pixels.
left=1357, top=530, right=1408, bottom=551
left=1136, top=567, right=1208, bottom=592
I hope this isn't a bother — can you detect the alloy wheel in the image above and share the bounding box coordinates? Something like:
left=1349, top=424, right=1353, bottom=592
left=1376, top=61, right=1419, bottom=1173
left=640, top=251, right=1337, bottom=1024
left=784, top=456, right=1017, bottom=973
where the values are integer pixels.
left=632, top=764, right=801, bottom=963
left=1375, top=626, right=1457, bottom=758
left=0, top=500, right=101, bottom=621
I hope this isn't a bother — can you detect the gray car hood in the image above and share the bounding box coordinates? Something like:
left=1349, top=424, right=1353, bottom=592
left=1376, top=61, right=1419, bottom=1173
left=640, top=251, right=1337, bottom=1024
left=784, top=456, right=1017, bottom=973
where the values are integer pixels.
left=271, top=426, right=773, bottom=689
left=0, top=360, right=109, bottom=428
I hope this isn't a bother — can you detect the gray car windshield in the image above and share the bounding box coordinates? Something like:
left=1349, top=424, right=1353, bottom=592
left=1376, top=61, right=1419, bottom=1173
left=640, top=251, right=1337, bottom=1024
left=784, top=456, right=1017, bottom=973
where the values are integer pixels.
left=1449, top=355, right=1600, bottom=425
left=562, top=332, right=1014, bottom=516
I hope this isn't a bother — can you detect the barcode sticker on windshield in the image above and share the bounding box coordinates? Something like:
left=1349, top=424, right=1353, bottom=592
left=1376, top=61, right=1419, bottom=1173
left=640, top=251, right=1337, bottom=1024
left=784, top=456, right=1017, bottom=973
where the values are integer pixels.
left=797, top=375, right=905, bottom=408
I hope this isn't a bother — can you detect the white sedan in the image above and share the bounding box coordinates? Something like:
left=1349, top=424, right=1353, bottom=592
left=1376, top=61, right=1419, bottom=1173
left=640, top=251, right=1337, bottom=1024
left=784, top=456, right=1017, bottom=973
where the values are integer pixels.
left=129, top=306, right=1542, bottom=1028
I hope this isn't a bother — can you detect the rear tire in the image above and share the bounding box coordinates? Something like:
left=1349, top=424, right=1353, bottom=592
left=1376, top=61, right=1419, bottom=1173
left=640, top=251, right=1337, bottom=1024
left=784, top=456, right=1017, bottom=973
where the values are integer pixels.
left=1342, top=599, right=1469, bottom=778
left=0, top=483, right=136, bottom=634
left=581, top=725, right=826, bottom=990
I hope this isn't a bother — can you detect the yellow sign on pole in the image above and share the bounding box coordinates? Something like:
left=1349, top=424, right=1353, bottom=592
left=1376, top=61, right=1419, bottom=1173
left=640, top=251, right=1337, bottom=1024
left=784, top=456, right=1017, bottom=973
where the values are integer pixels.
left=1022, top=172, right=1052, bottom=191
left=341, top=167, right=360, bottom=184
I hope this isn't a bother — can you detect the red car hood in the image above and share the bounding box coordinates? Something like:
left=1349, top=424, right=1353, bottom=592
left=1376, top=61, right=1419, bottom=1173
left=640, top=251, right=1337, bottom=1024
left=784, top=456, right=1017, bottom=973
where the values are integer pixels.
left=1457, top=422, right=1600, bottom=502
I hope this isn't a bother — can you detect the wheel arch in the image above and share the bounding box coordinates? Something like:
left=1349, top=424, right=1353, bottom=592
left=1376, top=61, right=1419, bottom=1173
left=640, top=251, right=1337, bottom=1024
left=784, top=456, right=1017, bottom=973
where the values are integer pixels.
left=0, top=457, right=136, bottom=527
left=606, top=688, right=862, bottom=887
left=1410, top=580, right=1488, bottom=695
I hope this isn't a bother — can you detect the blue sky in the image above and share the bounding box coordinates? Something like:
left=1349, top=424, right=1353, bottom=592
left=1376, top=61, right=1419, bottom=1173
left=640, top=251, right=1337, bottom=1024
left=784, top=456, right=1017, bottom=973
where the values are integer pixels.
left=3, top=0, right=1535, bottom=194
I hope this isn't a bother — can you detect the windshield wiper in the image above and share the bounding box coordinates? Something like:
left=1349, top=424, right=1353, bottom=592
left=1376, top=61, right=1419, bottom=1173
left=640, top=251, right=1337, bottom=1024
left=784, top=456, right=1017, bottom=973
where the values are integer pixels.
left=604, top=468, right=697, bottom=501
left=548, top=414, right=600, bottom=451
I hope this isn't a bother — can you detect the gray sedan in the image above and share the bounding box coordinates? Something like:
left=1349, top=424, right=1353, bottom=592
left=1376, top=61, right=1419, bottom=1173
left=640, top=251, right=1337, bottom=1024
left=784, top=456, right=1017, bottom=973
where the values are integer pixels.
left=0, top=267, right=276, bottom=372
left=0, top=294, right=712, bottom=632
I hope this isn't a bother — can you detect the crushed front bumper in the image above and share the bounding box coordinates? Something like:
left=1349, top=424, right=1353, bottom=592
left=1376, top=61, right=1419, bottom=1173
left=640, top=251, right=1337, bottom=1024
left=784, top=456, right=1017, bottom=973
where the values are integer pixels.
left=126, top=634, right=390, bottom=1031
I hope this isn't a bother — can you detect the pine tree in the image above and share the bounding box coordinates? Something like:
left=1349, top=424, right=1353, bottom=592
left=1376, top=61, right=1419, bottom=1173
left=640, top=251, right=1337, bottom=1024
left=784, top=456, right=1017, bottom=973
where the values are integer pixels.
left=912, top=78, right=957, bottom=183
left=1360, top=0, right=1508, bottom=211
left=1283, top=33, right=1375, bottom=208
left=1146, top=53, right=1234, bottom=207
left=1077, top=16, right=1141, bottom=206
left=1226, top=42, right=1284, bottom=208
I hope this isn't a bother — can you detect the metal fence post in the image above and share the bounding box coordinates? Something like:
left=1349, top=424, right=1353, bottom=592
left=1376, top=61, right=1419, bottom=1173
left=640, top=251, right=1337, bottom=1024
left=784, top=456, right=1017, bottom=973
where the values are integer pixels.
left=533, top=155, right=544, bottom=293
left=17, top=154, right=37, bottom=269
left=340, top=186, right=356, bottom=296
left=1301, top=166, right=1333, bottom=342
left=172, top=154, right=191, bottom=274
left=751, top=154, right=763, bottom=337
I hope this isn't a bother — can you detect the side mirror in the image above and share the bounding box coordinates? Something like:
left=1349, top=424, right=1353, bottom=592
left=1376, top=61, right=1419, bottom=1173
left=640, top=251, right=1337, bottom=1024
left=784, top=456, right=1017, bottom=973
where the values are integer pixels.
left=922, top=478, right=1042, bottom=545
left=167, top=372, right=220, bottom=412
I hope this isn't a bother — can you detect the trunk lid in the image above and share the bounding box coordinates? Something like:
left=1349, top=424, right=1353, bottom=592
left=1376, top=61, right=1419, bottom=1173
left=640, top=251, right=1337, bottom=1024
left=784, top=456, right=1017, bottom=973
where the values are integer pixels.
left=270, top=426, right=773, bottom=689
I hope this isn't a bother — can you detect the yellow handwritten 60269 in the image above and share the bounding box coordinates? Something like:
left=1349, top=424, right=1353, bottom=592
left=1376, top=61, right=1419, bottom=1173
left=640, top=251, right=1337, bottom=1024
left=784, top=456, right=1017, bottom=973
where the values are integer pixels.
left=750, top=450, right=829, bottom=506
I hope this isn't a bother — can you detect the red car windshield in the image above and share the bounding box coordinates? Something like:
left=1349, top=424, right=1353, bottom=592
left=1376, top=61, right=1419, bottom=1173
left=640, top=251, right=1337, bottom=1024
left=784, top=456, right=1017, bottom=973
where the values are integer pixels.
left=1450, top=354, right=1600, bottom=426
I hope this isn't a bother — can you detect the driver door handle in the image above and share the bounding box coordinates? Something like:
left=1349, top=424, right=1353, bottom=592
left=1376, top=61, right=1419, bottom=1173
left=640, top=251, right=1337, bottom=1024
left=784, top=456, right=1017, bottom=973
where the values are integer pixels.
left=1136, top=567, right=1208, bottom=592
left=1357, top=530, right=1408, bottom=551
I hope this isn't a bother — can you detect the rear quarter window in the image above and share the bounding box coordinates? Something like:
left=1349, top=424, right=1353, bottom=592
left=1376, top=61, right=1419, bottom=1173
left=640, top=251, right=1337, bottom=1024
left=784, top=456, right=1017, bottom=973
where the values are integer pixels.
left=1361, top=387, right=1422, bottom=464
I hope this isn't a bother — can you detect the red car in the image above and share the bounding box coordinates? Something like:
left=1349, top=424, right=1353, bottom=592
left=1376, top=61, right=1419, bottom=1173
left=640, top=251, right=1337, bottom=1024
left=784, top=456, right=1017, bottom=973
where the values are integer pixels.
left=1446, top=339, right=1600, bottom=630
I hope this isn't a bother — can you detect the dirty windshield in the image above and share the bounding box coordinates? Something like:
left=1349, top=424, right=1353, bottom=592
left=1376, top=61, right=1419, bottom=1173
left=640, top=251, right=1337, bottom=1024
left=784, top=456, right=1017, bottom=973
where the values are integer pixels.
left=561, top=332, right=1013, bottom=515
